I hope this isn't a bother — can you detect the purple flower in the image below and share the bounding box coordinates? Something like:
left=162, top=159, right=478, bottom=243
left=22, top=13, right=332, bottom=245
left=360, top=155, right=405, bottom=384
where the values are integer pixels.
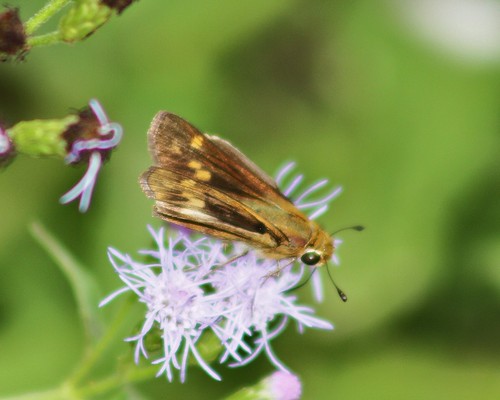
left=59, top=99, right=122, bottom=212
left=102, top=227, right=332, bottom=381
left=103, top=162, right=343, bottom=381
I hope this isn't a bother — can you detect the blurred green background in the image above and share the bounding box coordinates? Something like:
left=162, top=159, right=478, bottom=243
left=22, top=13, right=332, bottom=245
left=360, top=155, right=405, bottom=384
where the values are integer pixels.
left=1, top=1, right=499, bottom=399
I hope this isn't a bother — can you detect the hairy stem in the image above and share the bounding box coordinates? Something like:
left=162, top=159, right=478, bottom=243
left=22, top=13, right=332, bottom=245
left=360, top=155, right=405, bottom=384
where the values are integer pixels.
left=75, top=365, right=159, bottom=399
left=25, top=0, right=72, bottom=35
left=27, top=32, right=62, bottom=47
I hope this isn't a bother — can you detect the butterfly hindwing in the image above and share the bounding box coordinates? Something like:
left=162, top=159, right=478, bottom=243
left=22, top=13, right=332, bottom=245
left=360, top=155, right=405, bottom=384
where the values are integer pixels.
left=141, top=166, right=283, bottom=247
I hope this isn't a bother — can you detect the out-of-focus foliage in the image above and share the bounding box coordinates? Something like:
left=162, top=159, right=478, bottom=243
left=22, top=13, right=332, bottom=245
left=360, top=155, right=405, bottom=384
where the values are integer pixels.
left=1, top=0, right=499, bottom=399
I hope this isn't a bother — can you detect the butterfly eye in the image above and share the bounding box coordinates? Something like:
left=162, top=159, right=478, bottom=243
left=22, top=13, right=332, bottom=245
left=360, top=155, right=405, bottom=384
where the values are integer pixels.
left=300, top=250, right=321, bottom=266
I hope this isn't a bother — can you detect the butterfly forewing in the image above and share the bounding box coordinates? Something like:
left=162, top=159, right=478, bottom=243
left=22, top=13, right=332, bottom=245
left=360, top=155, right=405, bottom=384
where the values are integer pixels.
left=146, top=112, right=279, bottom=199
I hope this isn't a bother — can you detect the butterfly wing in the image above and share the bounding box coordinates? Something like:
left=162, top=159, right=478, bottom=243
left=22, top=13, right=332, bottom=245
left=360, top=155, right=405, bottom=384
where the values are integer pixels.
left=140, top=111, right=312, bottom=256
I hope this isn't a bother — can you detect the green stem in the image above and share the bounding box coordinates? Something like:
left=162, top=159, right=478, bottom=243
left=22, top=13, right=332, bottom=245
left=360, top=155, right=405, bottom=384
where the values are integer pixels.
left=0, top=387, right=68, bottom=400
left=223, top=387, right=260, bottom=400
left=27, top=32, right=63, bottom=48
left=69, top=296, right=135, bottom=386
left=1, top=298, right=139, bottom=400
left=25, top=0, right=72, bottom=35
left=0, top=364, right=159, bottom=400
left=75, top=365, right=158, bottom=399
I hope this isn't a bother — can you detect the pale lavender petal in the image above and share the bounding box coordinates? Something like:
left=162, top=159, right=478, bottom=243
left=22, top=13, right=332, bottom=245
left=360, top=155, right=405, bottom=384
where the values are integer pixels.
left=296, top=186, right=342, bottom=209
left=283, top=174, right=304, bottom=197
left=275, top=162, right=296, bottom=185
left=59, top=151, right=102, bottom=212
left=294, top=179, right=328, bottom=203
left=98, top=286, right=129, bottom=307
left=311, top=269, right=324, bottom=302
left=306, top=205, right=327, bottom=220
left=89, top=98, right=110, bottom=126
left=188, top=338, right=221, bottom=381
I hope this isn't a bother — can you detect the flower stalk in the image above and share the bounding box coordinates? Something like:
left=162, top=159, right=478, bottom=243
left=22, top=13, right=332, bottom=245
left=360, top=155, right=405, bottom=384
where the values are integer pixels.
left=1, top=0, right=137, bottom=59
left=25, top=0, right=71, bottom=35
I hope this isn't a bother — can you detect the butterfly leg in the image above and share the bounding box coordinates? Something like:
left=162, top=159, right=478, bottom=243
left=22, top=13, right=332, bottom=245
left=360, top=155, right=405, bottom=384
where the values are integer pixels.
left=263, top=258, right=296, bottom=280
left=224, top=250, right=249, bottom=266
left=211, top=250, right=249, bottom=272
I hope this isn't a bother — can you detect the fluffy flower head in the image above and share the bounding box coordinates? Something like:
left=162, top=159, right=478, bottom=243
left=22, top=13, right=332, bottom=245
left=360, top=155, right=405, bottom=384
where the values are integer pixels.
left=103, top=163, right=344, bottom=381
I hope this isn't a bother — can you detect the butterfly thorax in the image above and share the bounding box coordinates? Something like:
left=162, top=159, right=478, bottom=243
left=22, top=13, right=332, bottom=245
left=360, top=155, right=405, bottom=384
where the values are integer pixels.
left=260, top=219, right=333, bottom=266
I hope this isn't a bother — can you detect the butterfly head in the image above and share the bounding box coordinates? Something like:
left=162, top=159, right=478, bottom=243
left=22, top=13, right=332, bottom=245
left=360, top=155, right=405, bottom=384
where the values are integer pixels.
left=300, top=226, right=334, bottom=267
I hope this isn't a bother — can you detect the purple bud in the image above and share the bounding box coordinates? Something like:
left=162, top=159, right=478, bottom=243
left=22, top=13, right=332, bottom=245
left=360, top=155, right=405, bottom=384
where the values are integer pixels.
left=267, top=371, right=302, bottom=400
left=0, top=123, right=15, bottom=167
left=100, top=0, right=137, bottom=14
left=62, top=99, right=121, bottom=165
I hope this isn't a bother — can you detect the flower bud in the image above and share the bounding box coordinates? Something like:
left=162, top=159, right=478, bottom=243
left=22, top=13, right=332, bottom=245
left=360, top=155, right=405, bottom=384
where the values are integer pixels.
left=0, top=7, right=27, bottom=61
left=226, top=371, right=302, bottom=400
left=62, top=101, right=120, bottom=165
left=59, top=0, right=112, bottom=42
left=101, top=0, right=137, bottom=15
left=264, top=371, right=302, bottom=400
left=8, top=115, right=77, bottom=158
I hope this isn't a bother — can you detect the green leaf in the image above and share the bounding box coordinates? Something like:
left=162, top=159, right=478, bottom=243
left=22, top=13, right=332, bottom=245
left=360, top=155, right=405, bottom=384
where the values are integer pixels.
left=29, top=220, right=103, bottom=344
